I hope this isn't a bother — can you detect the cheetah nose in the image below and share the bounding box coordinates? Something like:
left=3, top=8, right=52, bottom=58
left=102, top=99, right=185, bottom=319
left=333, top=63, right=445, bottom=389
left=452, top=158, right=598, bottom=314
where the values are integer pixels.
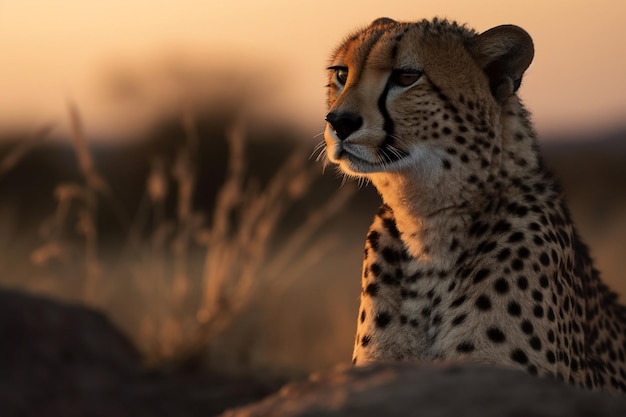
left=325, top=111, right=363, bottom=140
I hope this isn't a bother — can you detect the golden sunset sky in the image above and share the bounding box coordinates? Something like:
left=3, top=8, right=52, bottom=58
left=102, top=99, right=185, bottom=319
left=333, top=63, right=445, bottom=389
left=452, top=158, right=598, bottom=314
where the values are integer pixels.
left=1, top=0, right=624, bottom=140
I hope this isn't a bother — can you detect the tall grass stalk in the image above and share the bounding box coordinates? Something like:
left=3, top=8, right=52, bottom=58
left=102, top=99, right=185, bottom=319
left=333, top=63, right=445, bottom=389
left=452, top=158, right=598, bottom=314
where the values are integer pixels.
left=0, top=125, right=54, bottom=181
left=29, top=106, right=352, bottom=365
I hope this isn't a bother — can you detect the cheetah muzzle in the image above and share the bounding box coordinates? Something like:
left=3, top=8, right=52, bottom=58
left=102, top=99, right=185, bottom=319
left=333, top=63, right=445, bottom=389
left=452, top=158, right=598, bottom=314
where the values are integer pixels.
left=321, top=17, right=626, bottom=394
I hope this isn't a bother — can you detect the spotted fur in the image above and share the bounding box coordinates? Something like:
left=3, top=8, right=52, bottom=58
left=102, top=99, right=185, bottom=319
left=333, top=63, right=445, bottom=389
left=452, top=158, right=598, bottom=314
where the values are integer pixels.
left=322, top=17, right=626, bottom=393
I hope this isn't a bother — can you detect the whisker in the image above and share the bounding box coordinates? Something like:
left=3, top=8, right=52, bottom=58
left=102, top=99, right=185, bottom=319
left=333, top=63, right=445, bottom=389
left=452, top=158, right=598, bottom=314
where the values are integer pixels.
left=357, top=176, right=370, bottom=189
left=340, top=172, right=349, bottom=188
left=309, top=140, right=327, bottom=160
left=389, top=134, right=411, bottom=149
left=316, top=147, right=328, bottom=163
left=377, top=150, right=390, bottom=173
left=322, top=157, right=330, bottom=174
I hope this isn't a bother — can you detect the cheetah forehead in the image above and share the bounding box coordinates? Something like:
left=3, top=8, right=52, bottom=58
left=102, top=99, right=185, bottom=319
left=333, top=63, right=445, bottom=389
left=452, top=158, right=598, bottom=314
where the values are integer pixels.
left=331, top=18, right=478, bottom=73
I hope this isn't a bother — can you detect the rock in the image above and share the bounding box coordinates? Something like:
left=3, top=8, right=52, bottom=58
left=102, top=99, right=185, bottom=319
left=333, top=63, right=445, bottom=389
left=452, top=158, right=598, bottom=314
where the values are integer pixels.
left=222, top=362, right=626, bottom=417
left=0, top=287, right=141, bottom=412
left=8, top=287, right=624, bottom=417
left=0, top=288, right=278, bottom=416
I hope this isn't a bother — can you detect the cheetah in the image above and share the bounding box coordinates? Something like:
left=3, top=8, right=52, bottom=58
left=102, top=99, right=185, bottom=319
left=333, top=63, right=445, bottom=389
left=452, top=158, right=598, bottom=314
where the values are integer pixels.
left=321, top=17, right=626, bottom=393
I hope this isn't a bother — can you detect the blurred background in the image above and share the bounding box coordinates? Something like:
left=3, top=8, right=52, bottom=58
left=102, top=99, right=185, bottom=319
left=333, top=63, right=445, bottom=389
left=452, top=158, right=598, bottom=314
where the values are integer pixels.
left=0, top=0, right=625, bottom=379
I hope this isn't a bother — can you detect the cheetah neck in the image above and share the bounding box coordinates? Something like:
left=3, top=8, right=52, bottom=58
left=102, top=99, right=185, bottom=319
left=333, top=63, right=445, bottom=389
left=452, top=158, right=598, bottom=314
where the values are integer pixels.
left=370, top=171, right=475, bottom=271
left=368, top=96, right=541, bottom=271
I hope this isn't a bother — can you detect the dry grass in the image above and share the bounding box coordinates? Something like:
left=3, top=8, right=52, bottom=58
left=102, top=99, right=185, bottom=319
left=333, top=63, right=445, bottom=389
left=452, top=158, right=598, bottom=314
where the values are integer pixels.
left=12, top=106, right=354, bottom=367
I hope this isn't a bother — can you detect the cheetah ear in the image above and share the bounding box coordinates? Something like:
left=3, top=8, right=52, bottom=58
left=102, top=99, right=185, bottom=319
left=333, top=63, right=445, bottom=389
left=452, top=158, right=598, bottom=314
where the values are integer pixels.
left=370, top=17, right=397, bottom=26
left=468, top=25, right=534, bottom=102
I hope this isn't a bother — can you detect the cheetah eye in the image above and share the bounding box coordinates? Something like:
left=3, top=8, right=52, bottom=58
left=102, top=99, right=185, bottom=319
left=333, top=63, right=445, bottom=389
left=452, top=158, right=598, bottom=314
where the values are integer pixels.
left=391, top=69, right=423, bottom=87
left=329, top=66, right=349, bottom=86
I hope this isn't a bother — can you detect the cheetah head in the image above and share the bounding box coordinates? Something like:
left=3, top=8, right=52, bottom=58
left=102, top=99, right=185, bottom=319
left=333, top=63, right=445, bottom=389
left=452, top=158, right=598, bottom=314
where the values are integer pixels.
left=323, top=18, right=534, bottom=181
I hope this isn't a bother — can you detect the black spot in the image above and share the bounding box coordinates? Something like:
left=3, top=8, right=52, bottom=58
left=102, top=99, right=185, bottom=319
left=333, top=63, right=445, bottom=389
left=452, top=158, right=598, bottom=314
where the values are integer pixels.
left=508, top=301, right=522, bottom=316
left=475, top=295, right=492, bottom=311
left=456, top=250, right=469, bottom=265
left=370, top=263, right=382, bottom=277
left=529, top=336, right=542, bottom=351
left=511, top=349, right=529, bottom=365
left=365, top=283, right=379, bottom=296
left=517, top=276, right=528, bottom=290
left=360, top=310, right=366, bottom=323
left=442, top=159, right=452, bottom=170
left=507, top=202, right=529, bottom=217
left=511, top=258, right=524, bottom=271
left=492, top=220, right=512, bottom=234
left=452, top=313, right=467, bottom=326
left=496, top=248, right=511, bottom=262
left=546, top=351, right=556, bottom=363
left=539, top=252, right=550, bottom=266
left=406, top=271, right=423, bottom=282
left=450, top=295, right=467, bottom=308
left=473, top=268, right=490, bottom=284
left=382, top=273, right=399, bottom=286
left=377, top=204, right=392, bottom=217
left=479, top=241, right=497, bottom=254
left=381, top=247, right=399, bottom=264
left=469, top=222, right=489, bottom=237
left=458, top=267, right=472, bottom=279
left=487, top=327, right=506, bottom=343
left=521, top=320, right=534, bottom=335
left=383, top=218, right=401, bottom=238
left=508, top=232, right=525, bottom=243
left=533, top=305, right=544, bottom=318
left=375, top=312, right=392, bottom=328
left=367, top=230, right=380, bottom=251
left=517, top=247, right=530, bottom=259
left=456, top=342, right=475, bottom=353
left=400, top=315, right=408, bottom=325
left=361, top=335, right=371, bottom=347
left=494, top=278, right=509, bottom=294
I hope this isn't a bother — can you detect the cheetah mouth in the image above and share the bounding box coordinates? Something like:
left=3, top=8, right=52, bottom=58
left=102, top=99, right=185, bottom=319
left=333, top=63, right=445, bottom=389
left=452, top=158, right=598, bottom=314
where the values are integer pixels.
left=333, top=146, right=376, bottom=167
left=331, top=143, right=410, bottom=174
left=324, top=127, right=410, bottom=174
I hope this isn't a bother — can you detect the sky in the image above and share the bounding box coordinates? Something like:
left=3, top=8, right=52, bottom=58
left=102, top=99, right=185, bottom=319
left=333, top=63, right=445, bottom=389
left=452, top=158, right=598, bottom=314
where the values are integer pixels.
left=0, top=0, right=625, bottom=141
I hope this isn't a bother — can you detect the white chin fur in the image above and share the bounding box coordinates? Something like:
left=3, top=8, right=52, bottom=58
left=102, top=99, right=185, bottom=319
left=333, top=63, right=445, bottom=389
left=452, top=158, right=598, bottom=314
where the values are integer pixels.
left=329, top=142, right=444, bottom=180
